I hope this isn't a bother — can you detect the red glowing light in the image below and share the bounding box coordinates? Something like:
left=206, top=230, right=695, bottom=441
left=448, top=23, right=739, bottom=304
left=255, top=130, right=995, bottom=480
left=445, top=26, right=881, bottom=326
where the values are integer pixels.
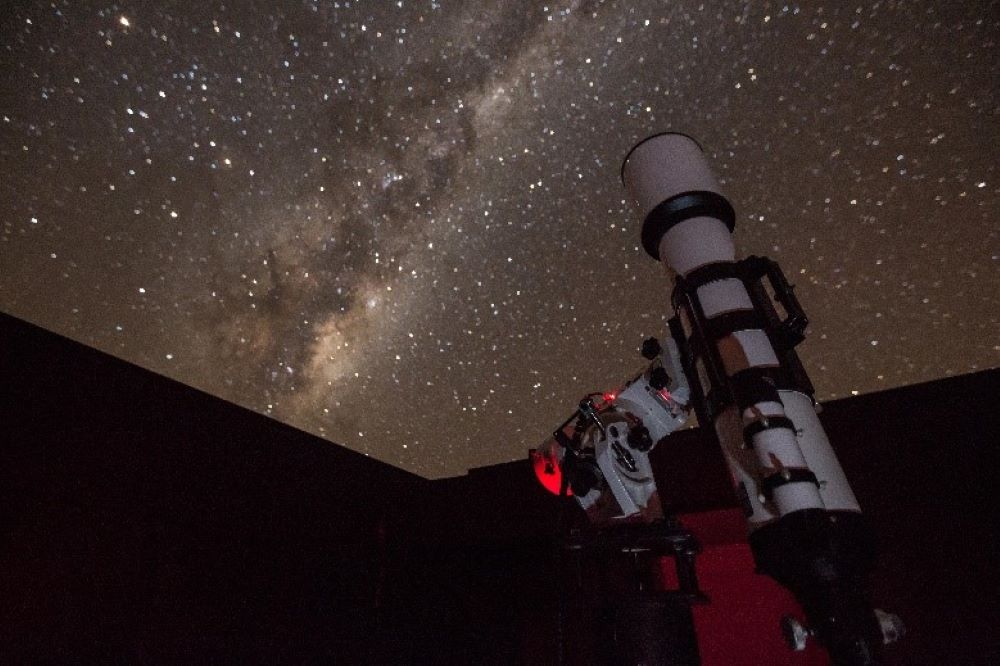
left=603, top=392, right=617, bottom=403
left=530, top=449, right=572, bottom=496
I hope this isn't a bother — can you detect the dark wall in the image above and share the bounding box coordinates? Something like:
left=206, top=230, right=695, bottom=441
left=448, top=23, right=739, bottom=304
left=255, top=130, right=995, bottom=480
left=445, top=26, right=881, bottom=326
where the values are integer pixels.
left=0, top=312, right=425, bottom=661
left=818, top=370, right=1000, bottom=664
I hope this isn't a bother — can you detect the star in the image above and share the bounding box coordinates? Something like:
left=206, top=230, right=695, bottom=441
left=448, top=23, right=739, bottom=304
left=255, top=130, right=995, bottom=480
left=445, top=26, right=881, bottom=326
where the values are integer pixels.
left=1, top=1, right=997, bottom=477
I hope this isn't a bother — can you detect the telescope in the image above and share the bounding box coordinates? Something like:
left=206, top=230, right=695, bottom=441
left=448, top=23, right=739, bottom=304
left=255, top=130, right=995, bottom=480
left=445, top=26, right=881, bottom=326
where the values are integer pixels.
left=533, top=133, right=902, bottom=665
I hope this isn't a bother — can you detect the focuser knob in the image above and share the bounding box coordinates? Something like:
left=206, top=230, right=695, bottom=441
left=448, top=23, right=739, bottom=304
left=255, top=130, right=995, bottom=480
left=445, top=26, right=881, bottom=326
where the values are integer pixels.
left=649, top=366, right=671, bottom=391
left=641, top=336, right=662, bottom=360
left=627, top=424, right=654, bottom=452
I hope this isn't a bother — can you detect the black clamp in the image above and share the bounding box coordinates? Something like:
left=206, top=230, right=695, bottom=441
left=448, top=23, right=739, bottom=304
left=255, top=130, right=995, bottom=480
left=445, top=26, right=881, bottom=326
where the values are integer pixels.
left=671, top=258, right=807, bottom=351
left=740, top=256, right=809, bottom=350
left=641, top=191, right=735, bottom=261
left=760, top=468, right=820, bottom=502
left=742, top=415, right=798, bottom=449
left=671, top=262, right=742, bottom=308
left=702, top=310, right=770, bottom=342
left=730, top=367, right=784, bottom=411
left=669, top=257, right=816, bottom=424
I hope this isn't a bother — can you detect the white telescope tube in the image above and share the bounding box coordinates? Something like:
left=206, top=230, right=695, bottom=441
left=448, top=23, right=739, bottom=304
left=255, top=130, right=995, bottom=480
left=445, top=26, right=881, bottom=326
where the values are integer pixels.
left=621, top=134, right=891, bottom=666
left=621, top=133, right=860, bottom=528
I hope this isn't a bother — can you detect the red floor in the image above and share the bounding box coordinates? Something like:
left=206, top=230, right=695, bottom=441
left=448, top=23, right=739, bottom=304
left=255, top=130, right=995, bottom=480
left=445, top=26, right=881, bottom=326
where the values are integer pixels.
left=665, top=509, right=830, bottom=665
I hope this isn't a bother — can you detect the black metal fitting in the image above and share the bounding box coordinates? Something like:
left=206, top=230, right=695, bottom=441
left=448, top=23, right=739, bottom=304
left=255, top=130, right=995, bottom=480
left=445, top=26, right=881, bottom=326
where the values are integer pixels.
left=641, top=336, right=663, bottom=360
left=649, top=366, right=671, bottom=391
left=640, top=191, right=736, bottom=261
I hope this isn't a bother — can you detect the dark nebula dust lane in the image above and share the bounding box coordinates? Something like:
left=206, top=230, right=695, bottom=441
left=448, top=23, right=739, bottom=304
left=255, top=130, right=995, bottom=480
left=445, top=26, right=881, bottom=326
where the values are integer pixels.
left=2, top=1, right=997, bottom=477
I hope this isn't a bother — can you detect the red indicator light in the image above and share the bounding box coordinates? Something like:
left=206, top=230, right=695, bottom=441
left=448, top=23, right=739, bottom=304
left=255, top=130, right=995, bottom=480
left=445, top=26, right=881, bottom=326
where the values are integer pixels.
left=530, top=449, right=572, bottom=496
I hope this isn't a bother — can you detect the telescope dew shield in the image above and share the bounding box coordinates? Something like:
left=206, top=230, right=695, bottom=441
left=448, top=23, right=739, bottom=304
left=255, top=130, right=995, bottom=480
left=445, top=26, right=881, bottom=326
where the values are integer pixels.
left=621, top=134, right=735, bottom=269
left=623, top=133, right=884, bottom=665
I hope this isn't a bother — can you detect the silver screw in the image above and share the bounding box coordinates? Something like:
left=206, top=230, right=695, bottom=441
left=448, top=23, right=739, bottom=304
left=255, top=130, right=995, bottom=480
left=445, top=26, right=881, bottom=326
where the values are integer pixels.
left=781, top=615, right=810, bottom=651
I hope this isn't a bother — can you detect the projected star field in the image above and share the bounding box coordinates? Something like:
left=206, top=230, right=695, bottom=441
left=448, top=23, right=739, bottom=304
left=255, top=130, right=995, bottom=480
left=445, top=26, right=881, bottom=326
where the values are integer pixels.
left=2, top=1, right=997, bottom=477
